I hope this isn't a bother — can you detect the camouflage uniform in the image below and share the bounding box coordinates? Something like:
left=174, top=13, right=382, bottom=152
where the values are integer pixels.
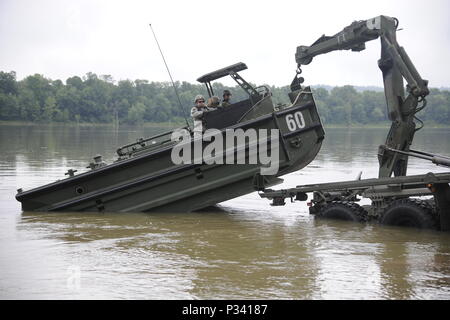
left=191, top=106, right=209, bottom=136
left=191, top=95, right=214, bottom=138
left=221, top=90, right=232, bottom=107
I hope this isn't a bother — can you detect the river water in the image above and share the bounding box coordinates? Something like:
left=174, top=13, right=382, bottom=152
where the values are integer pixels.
left=0, top=124, right=449, bottom=299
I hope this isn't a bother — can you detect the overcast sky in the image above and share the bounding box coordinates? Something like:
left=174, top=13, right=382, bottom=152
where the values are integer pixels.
left=1, top=0, right=449, bottom=88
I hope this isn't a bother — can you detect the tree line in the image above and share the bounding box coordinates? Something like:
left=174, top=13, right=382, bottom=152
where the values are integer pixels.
left=0, top=71, right=449, bottom=126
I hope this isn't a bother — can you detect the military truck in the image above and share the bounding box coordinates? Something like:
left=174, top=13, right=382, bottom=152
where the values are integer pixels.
left=257, top=15, right=450, bottom=232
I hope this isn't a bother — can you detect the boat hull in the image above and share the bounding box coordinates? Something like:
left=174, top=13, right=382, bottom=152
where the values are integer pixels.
left=16, top=89, right=324, bottom=213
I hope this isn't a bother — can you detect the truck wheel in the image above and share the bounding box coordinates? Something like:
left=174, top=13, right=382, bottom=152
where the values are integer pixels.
left=316, top=201, right=368, bottom=222
left=380, top=198, right=438, bottom=230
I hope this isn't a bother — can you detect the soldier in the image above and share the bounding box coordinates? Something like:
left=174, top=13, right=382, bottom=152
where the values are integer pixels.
left=221, top=90, right=232, bottom=107
left=191, top=95, right=214, bottom=138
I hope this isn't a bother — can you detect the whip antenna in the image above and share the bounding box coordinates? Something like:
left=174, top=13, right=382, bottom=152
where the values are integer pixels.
left=149, top=24, right=190, bottom=129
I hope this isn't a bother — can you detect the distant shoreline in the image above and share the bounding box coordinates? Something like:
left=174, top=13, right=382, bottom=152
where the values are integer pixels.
left=0, top=120, right=183, bottom=128
left=1, top=70, right=448, bottom=126
left=1, top=120, right=449, bottom=129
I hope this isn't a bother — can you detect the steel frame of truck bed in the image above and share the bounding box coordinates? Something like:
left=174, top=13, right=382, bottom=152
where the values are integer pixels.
left=255, top=171, right=450, bottom=231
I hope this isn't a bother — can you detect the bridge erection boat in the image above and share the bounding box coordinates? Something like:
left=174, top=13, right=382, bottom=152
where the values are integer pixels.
left=16, top=62, right=324, bottom=212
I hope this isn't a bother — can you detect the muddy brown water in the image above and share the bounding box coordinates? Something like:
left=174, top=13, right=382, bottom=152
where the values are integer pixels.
left=0, top=124, right=449, bottom=299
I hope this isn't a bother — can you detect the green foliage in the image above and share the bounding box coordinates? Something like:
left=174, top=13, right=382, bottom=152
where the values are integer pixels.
left=42, top=96, right=57, bottom=121
left=127, top=102, right=146, bottom=124
left=0, top=70, right=449, bottom=126
left=0, top=71, right=18, bottom=95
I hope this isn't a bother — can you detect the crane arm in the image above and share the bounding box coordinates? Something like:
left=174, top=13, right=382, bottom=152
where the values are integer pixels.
left=295, top=15, right=429, bottom=178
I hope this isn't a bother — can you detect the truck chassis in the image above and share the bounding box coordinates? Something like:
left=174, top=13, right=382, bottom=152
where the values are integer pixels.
left=256, top=171, right=450, bottom=231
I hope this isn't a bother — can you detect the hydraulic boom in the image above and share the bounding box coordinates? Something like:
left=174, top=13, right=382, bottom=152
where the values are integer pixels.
left=294, top=15, right=429, bottom=178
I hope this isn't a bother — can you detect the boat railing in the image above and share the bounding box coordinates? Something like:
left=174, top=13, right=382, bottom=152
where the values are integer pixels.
left=116, top=126, right=189, bottom=158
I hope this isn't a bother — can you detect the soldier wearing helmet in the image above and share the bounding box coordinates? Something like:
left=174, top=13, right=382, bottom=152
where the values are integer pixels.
left=221, top=90, right=232, bottom=107
left=191, top=94, right=214, bottom=138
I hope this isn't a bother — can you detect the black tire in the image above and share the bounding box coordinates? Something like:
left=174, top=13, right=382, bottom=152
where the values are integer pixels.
left=316, top=201, right=368, bottom=222
left=380, top=198, right=438, bottom=230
